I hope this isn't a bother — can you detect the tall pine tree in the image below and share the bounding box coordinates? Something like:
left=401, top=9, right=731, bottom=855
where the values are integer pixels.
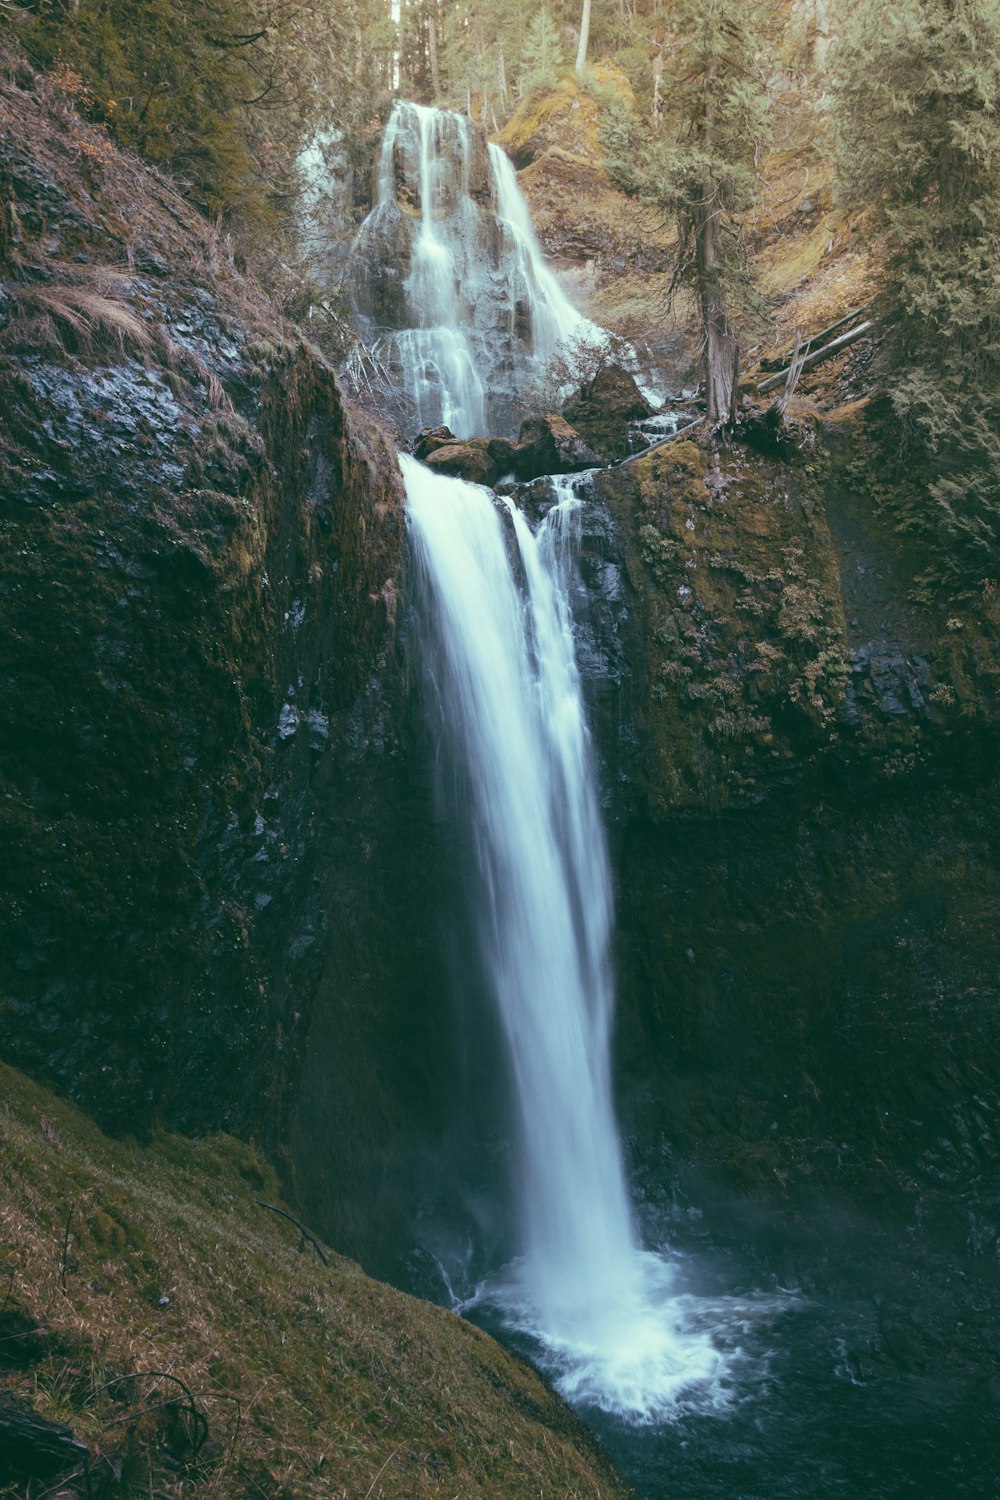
left=631, top=0, right=775, bottom=426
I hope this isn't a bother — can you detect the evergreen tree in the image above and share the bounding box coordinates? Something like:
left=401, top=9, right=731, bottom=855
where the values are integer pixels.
left=635, top=0, right=775, bottom=425
left=433, top=0, right=537, bottom=123
left=518, top=8, right=564, bottom=98
left=12, top=0, right=391, bottom=229
left=832, top=0, right=1000, bottom=582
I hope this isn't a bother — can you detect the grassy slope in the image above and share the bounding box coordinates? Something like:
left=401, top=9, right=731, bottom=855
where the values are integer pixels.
left=0, top=1062, right=631, bottom=1499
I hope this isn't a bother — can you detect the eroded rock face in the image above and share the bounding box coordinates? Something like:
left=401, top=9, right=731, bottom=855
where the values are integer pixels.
left=549, top=439, right=1000, bottom=1271
left=518, top=149, right=675, bottom=284
left=0, top=56, right=457, bottom=1262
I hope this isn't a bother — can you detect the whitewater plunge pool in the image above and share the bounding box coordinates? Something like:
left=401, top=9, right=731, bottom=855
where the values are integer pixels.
left=402, top=453, right=999, bottom=1500
left=462, top=1168, right=1000, bottom=1500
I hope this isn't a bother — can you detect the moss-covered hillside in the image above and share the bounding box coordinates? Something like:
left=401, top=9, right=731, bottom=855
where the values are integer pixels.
left=0, top=1061, right=632, bottom=1499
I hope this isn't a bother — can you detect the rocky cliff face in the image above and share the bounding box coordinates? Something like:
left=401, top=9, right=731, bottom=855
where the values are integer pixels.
left=550, top=432, right=999, bottom=1295
left=0, top=51, right=459, bottom=1266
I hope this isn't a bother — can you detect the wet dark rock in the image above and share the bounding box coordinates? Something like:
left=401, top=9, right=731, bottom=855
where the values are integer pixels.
left=563, top=364, right=653, bottom=460
left=413, top=425, right=458, bottom=459
left=514, top=413, right=601, bottom=479
left=414, top=422, right=594, bottom=486
left=0, top=56, right=460, bottom=1273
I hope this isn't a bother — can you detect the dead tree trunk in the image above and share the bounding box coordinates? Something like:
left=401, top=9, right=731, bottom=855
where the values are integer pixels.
left=428, top=12, right=440, bottom=99
left=773, top=329, right=806, bottom=417
left=0, top=1395, right=87, bottom=1479
left=757, top=320, right=873, bottom=393
left=696, top=189, right=738, bottom=427
left=575, top=0, right=592, bottom=73
left=760, top=305, right=868, bottom=371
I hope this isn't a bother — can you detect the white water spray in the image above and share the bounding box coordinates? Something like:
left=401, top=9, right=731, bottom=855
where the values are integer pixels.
left=377, top=103, right=486, bottom=436
left=489, top=143, right=603, bottom=366
left=404, top=456, right=726, bottom=1420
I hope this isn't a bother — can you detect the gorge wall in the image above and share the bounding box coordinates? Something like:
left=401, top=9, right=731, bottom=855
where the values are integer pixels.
left=0, top=52, right=461, bottom=1270
left=555, top=435, right=1000, bottom=1311
left=3, top=41, right=999, bottom=1329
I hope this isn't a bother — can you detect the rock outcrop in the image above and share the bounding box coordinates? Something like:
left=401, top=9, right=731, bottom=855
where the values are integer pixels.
left=563, top=363, right=653, bottom=460
left=412, top=414, right=600, bottom=486
left=0, top=46, right=447, bottom=1272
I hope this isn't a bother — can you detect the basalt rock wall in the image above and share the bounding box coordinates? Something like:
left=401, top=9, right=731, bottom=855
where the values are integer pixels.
left=561, top=435, right=999, bottom=1256
left=0, top=51, right=455, bottom=1260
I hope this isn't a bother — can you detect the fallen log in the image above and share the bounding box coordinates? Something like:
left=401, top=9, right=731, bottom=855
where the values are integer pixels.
left=0, top=1393, right=88, bottom=1479
left=615, top=416, right=706, bottom=467
left=757, top=320, right=873, bottom=394
left=773, top=329, right=806, bottom=418
left=759, top=305, right=869, bottom=371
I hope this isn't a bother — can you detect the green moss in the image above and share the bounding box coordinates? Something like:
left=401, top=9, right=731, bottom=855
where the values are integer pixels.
left=599, top=438, right=850, bottom=815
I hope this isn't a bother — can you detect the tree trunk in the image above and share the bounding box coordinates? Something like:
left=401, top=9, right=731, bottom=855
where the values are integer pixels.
left=575, top=0, right=591, bottom=73
left=0, top=1395, right=87, bottom=1480
left=652, top=44, right=663, bottom=121
left=428, top=9, right=440, bottom=99
left=497, top=45, right=508, bottom=110
left=696, top=187, right=738, bottom=426
left=693, top=45, right=737, bottom=429
left=756, top=321, right=873, bottom=393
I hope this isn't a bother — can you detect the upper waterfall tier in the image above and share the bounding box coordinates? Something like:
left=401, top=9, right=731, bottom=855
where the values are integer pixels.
left=347, top=101, right=600, bottom=439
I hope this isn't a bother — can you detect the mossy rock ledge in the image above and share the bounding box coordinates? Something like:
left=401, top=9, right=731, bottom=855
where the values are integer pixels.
left=571, top=433, right=1000, bottom=1229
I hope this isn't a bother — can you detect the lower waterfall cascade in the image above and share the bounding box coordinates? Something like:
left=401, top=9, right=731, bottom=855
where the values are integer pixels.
left=403, top=456, right=740, bottom=1419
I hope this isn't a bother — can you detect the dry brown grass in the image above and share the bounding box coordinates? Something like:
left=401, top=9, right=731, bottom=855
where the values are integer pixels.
left=0, top=1062, right=631, bottom=1500
left=1, top=257, right=241, bottom=416
left=6, top=275, right=154, bottom=357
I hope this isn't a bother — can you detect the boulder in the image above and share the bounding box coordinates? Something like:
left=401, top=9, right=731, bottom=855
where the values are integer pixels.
left=413, top=420, right=598, bottom=486
left=422, top=439, right=499, bottom=486
left=563, top=363, right=654, bottom=460
left=413, top=425, right=457, bottom=459
left=514, top=413, right=602, bottom=480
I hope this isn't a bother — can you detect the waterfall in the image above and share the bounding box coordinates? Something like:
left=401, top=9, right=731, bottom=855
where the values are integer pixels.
left=404, top=456, right=726, bottom=1420
left=373, top=103, right=486, bottom=437
left=488, top=144, right=598, bottom=367
left=347, top=101, right=601, bottom=438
